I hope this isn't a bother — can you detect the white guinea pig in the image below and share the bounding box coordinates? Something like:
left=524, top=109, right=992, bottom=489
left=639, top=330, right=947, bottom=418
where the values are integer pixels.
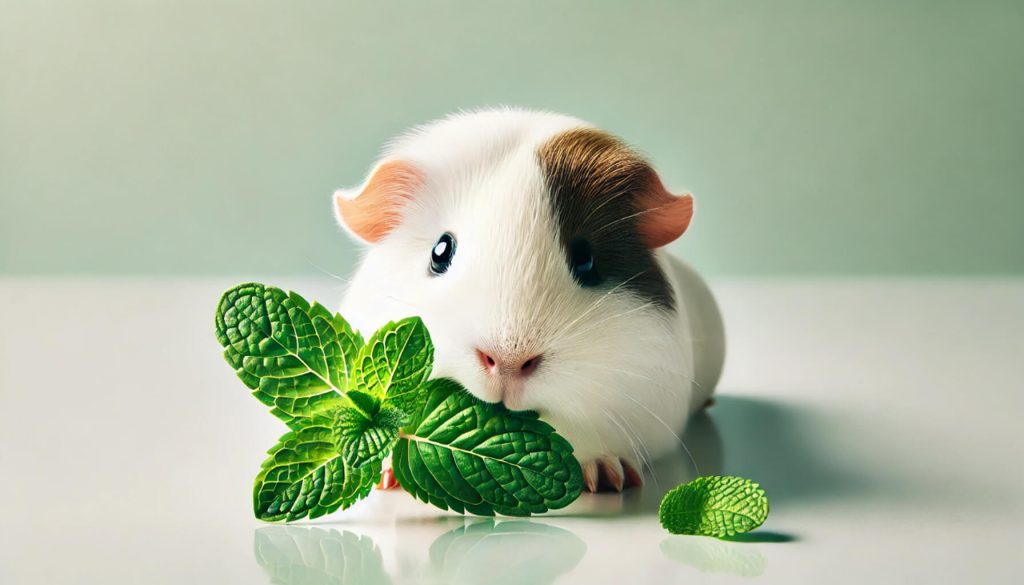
left=334, top=108, right=725, bottom=492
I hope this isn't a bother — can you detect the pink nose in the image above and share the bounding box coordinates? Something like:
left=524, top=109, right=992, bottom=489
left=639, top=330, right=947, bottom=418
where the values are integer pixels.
left=476, top=349, right=543, bottom=378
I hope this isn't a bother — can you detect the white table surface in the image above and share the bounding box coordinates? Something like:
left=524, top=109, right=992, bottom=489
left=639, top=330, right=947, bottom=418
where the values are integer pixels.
left=1, top=277, right=1021, bottom=584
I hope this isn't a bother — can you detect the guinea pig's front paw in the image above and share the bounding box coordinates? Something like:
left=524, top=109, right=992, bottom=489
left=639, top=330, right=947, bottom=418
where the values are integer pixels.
left=581, top=455, right=643, bottom=493
left=376, top=466, right=400, bottom=490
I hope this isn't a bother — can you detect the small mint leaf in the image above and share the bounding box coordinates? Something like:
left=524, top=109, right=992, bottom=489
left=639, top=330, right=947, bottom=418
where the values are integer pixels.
left=659, top=476, right=769, bottom=537
left=333, top=403, right=406, bottom=469
left=352, top=317, right=433, bottom=414
left=346, top=390, right=381, bottom=418
left=253, top=417, right=379, bottom=522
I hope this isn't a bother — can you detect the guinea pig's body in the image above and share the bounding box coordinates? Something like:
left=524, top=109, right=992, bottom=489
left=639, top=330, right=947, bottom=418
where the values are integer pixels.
left=335, top=108, right=724, bottom=491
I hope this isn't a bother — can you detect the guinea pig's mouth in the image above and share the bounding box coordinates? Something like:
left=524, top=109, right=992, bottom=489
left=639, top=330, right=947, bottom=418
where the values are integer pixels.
left=476, top=375, right=529, bottom=412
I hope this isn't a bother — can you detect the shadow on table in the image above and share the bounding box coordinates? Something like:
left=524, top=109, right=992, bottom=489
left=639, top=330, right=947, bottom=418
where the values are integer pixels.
left=574, top=393, right=864, bottom=518
left=703, top=394, right=868, bottom=507
left=253, top=520, right=585, bottom=585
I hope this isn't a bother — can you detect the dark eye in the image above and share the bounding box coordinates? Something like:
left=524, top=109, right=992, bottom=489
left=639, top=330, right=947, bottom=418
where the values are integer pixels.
left=430, top=232, right=457, bottom=275
left=570, top=238, right=602, bottom=287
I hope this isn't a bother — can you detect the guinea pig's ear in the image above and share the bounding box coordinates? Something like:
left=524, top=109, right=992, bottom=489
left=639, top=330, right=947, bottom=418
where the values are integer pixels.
left=333, top=159, right=424, bottom=244
left=636, top=170, right=694, bottom=249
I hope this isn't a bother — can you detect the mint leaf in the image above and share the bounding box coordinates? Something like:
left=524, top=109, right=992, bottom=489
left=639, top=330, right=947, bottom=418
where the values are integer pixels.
left=659, top=476, right=769, bottom=537
left=333, top=397, right=406, bottom=469
left=346, top=389, right=382, bottom=417
left=392, top=378, right=583, bottom=516
left=254, top=416, right=380, bottom=521
left=352, top=317, right=433, bottom=413
left=215, top=283, right=363, bottom=429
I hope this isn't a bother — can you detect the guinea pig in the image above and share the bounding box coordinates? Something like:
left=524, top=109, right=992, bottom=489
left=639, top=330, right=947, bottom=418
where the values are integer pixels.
left=333, top=107, right=725, bottom=492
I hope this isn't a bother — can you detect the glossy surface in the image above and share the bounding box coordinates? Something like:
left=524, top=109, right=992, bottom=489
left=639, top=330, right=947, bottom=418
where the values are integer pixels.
left=1, top=278, right=1021, bottom=583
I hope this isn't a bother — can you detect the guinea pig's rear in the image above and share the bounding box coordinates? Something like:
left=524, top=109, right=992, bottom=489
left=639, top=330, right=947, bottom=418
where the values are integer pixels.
left=333, top=107, right=724, bottom=492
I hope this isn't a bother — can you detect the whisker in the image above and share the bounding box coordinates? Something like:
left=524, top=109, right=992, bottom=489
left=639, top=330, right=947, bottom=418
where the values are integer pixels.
left=385, top=294, right=424, bottom=310
left=567, top=359, right=701, bottom=388
left=589, top=201, right=674, bottom=238
left=559, top=364, right=700, bottom=474
left=580, top=187, right=633, bottom=226
left=621, top=393, right=700, bottom=476
left=601, top=407, right=652, bottom=487
left=556, top=303, right=658, bottom=346
left=549, top=270, right=651, bottom=341
left=308, top=262, right=354, bottom=285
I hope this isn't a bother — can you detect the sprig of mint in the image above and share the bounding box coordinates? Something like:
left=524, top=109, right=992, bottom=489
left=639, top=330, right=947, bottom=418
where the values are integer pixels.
left=216, top=282, right=772, bottom=533
left=215, top=282, right=584, bottom=521
left=659, top=476, right=769, bottom=537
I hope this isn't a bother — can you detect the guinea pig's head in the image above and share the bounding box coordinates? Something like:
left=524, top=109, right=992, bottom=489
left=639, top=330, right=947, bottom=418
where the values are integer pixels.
left=333, top=109, right=693, bottom=421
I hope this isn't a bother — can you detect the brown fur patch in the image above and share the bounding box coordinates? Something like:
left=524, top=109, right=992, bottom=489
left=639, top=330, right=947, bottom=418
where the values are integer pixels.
left=537, top=128, right=674, bottom=309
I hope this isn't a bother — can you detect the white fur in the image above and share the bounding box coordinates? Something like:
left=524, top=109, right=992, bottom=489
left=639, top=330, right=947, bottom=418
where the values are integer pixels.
left=337, top=108, right=725, bottom=472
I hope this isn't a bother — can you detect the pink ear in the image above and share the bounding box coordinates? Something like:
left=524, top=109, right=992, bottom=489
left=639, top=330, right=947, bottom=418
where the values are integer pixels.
left=333, top=160, right=424, bottom=244
left=637, top=172, right=694, bottom=248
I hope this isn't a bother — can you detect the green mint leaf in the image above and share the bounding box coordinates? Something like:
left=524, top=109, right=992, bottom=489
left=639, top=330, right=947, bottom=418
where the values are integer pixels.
left=215, top=283, right=363, bottom=429
left=333, top=400, right=406, bottom=469
left=352, top=317, right=433, bottom=413
left=346, top=389, right=382, bottom=417
left=392, top=378, right=583, bottom=516
left=659, top=476, right=769, bottom=537
left=254, top=417, right=380, bottom=521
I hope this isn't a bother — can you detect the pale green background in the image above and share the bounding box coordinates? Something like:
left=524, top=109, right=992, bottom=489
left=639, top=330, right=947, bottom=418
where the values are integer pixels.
left=2, top=0, right=1021, bottom=277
